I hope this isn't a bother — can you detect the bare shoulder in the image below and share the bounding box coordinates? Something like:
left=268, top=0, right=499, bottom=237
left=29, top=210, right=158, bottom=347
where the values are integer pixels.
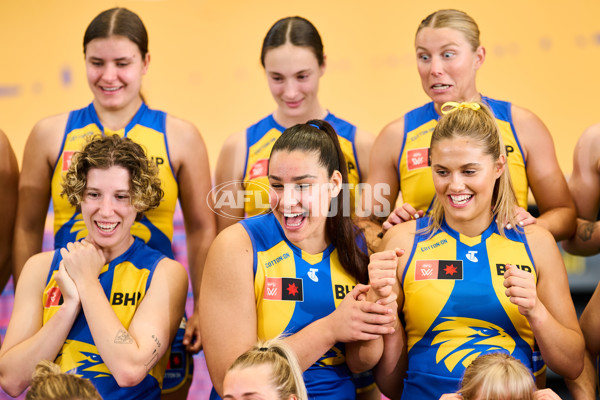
left=355, top=128, right=374, bottom=146
left=576, top=123, right=600, bottom=150
left=522, top=224, right=559, bottom=261
left=211, top=222, right=252, bottom=254
left=26, top=113, right=70, bottom=158
left=510, top=104, right=551, bottom=138
left=215, top=130, right=247, bottom=181
left=165, top=114, right=203, bottom=142
left=380, top=219, right=417, bottom=251
left=220, top=130, right=246, bottom=157
left=0, top=130, right=17, bottom=172
left=378, top=116, right=405, bottom=142
left=19, top=251, right=56, bottom=290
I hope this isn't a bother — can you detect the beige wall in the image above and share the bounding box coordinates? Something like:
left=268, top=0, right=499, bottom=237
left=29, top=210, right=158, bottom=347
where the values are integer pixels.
left=1, top=0, right=598, bottom=173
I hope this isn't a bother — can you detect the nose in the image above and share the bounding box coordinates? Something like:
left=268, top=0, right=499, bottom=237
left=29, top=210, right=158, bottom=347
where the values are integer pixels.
left=449, top=174, right=465, bottom=192
left=99, top=196, right=115, bottom=217
left=282, top=184, right=300, bottom=212
left=430, top=56, right=443, bottom=77
left=101, top=64, right=117, bottom=82
left=282, top=80, right=299, bottom=100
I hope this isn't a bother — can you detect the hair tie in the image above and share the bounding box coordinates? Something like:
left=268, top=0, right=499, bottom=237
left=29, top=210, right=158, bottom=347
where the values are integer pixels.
left=308, top=122, right=321, bottom=130
left=441, top=101, right=481, bottom=115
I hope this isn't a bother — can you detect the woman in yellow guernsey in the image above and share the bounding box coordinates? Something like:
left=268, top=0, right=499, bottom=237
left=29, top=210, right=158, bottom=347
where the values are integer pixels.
left=12, top=8, right=215, bottom=397
left=364, top=9, right=575, bottom=241
left=215, top=16, right=373, bottom=233
left=367, top=102, right=583, bottom=399
left=201, top=120, right=395, bottom=400
left=0, top=135, right=188, bottom=399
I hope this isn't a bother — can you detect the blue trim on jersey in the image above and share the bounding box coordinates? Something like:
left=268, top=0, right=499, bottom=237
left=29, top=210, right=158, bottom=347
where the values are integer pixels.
left=243, top=112, right=361, bottom=181
left=402, top=217, right=431, bottom=285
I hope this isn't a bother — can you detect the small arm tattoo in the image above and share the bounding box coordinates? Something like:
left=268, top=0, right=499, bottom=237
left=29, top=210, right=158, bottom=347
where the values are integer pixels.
left=577, top=221, right=596, bottom=242
left=114, top=329, right=133, bottom=344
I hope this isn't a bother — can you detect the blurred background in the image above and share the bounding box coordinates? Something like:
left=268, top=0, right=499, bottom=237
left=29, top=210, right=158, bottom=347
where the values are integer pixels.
left=1, top=0, right=599, bottom=398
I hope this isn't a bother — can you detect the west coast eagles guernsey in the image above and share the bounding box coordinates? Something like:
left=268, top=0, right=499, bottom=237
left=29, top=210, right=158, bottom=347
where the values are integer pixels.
left=50, top=103, right=178, bottom=258
left=42, top=238, right=168, bottom=399
left=245, top=212, right=358, bottom=399
left=398, top=96, right=528, bottom=213
left=401, top=218, right=541, bottom=399
left=243, top=113, right=361, bottom=217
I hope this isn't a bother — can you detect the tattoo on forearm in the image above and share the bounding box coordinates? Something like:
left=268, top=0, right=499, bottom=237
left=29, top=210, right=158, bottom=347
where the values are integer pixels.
left=152, top=334, right=161, bottom=348
left=577, top=221, right=595, bottom=241
left=144, top=349, right=158, bottom=372
left=114, top=329, right=133, bottom=344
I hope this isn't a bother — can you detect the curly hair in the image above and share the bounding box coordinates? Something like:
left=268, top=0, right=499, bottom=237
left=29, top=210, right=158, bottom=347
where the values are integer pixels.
left=61, top=134, right=163, bottom=212
left=26, top=360, right=102, bottom=400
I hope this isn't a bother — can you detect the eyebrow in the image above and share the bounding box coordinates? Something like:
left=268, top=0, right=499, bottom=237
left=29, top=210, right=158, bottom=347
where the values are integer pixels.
left=269, top=69, right=311, bottom=76
left=432, top=162, right=482, bottom=169
left=416, top=43, right=460, bottom=52
left=268, top=174, right=318, bottom=181
left=89, top=56, right=134, bottom=62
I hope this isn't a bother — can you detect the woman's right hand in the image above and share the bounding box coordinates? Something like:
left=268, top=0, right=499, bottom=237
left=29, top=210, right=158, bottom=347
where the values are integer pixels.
left=368, top=248, right=403, bottom=300
left=329, top=284, right=396, bottom=342
left=382, top=203, right=424, bottom=233
left=54, top=261, right=80, bottom=306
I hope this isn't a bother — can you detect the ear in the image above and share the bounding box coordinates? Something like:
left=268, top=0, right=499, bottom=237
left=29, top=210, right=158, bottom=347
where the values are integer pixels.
left=474, top=45, right=485, bottom=70
left=319, top=53, right=327, bottom=77
left=142, top=52, right=151, bottom=75
left=494, top=154, right=506, bottom=179
left=287, top=395, right=298, bottom=400
left=329, top=170, right=342, bottom=198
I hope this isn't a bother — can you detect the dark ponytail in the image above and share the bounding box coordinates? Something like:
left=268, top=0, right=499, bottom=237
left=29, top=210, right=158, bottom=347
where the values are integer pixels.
left=270, top=120, right=368, bottom=283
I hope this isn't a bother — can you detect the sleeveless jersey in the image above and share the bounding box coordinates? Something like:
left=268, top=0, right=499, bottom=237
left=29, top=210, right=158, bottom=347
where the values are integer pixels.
left=42, top=238, right=168, bottom=399
left=50, top=103, right=178, bottom=258
left=398, top=96, right=528, bottom=213
left=246, top=212, right=358, bottom=399
left=242, top=113, right=361, bottom=217
left=400, top=218, right=541, bottom=399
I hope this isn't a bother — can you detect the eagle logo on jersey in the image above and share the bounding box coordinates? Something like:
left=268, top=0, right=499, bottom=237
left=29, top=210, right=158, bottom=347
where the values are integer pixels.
left=317, top=345, right=345, bottom=367
left=57, top=340, right=112, bottom=380
left=431, top=317, right=516, bottom=372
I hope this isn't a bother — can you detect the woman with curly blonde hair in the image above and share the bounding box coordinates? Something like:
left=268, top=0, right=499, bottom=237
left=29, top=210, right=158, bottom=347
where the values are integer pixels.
left=26, top=360, right=102, bottom=400
left=0, top=135, right=188, bottom=399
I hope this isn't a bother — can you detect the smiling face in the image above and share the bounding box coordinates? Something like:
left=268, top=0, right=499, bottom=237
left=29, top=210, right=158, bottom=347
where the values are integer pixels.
left=415, top=27, right=484, bottom=112
left=85, top=35, right=149, bottom=113
left=268, top=149, right=341, bottom=254
left=80, top=166, right=136, bottom=258
left=431, top=137, right=504, bottom=236
left=264, top=43, right=325, bottom=126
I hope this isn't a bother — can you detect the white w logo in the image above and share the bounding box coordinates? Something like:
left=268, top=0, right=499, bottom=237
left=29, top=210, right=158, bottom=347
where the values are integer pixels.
left=267, top=287, right=277, bottom=296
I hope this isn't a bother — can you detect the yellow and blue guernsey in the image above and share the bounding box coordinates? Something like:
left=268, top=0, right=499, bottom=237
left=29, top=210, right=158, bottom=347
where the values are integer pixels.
left=243, top=113, right=361, bottom=217
left=401, top=218, right=542, bottom=399
left=50, top=103, right=179, bottom=258
left=210, top=212, right=359, bottom=400
left=42, top=238, right=168, bottom=400
left=398, top=96, right=528, bottom=214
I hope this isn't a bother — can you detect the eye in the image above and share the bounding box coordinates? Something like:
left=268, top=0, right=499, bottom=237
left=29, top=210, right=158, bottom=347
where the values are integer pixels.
left=270, top=183, right=283, bottom=190
left=434, top=169, right=448, bottom=177
left=86, top=191, right=100, bottom=198
left=443, top=51, right=455, bottom=58
left=296, top=183, right=311, bottom=190
left=116, top=194, right=130, bottom=201
left=297, top=74, right=308, bottom=81
left=463, top=169, right=477, bottom=176
left=418, top=53, right=430, bottom=61
left=116, top=62, right=129, bottom=67
left=270, top=75, right=283, bottom=82
left=90, top=61, right=103, bottom=67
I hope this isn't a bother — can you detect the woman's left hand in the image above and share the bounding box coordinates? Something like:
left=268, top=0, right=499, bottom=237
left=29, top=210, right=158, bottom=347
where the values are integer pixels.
left=503, top=263, right=539, bottom=317
left=507, top=206, right=536, bottom=229
left=60, top=238, right=106, bottom=285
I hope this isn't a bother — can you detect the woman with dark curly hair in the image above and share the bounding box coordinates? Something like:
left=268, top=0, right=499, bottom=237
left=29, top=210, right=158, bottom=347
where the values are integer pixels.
left=0, top=135, right=188, bottom=400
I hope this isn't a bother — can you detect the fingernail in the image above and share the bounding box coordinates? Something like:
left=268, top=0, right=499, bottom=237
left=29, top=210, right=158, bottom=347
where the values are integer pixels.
left=506, top=223, right=512, bottom=229
left=519, top=221, right=524, bottom=226
left=414, top=214, right=420, bottom=219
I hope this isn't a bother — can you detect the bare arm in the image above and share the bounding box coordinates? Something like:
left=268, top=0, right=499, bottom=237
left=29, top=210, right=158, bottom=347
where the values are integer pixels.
left=512, top=105, right=576, bottom=241
left=167, top=116, right=217, bottom=353
left=358, top=118, right=404, bottom=246
left=0, top=130, right=19, bottom=292
left=511, top=225, right=584, bottom=379
left=64, top=240, right=188, bottom=387
left=372, top=222, right=415, bottom=399
left=0, top=252, right=80, bottom=396
left=563, top=124, right=600, bottom=255
left=354, top=128, right=374, bottom=181
left=13, top=115, right=66, bottom=283
left=214, top=131, right=247, bottom=233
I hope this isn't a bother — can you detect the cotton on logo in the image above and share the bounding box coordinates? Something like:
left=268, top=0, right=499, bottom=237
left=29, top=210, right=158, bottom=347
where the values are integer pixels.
left=208, top=180, right=278, bottom=220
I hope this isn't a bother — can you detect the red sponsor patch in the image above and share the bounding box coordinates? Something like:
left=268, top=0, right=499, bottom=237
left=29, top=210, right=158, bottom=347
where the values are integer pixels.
left=264, top=277, right=282, bottom=300
left=415, top=260, right=439, bottom=280
left=249, top=159, right=269, bottom=180
left=62, top=151, right=75, bottom=171
left=407, top=148, right=430, bottom=171
left=45, top=287, right=62, bottom=307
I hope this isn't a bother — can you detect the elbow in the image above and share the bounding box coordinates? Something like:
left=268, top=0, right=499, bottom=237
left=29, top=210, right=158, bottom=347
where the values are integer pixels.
left=0, top=375, right=28, bottom=398
left=113, top=366, right=147, bottom=388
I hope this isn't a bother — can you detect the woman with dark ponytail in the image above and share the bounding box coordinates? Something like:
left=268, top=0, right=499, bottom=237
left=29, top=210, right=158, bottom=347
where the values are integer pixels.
left=201, top=120, right=395, bottom=400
